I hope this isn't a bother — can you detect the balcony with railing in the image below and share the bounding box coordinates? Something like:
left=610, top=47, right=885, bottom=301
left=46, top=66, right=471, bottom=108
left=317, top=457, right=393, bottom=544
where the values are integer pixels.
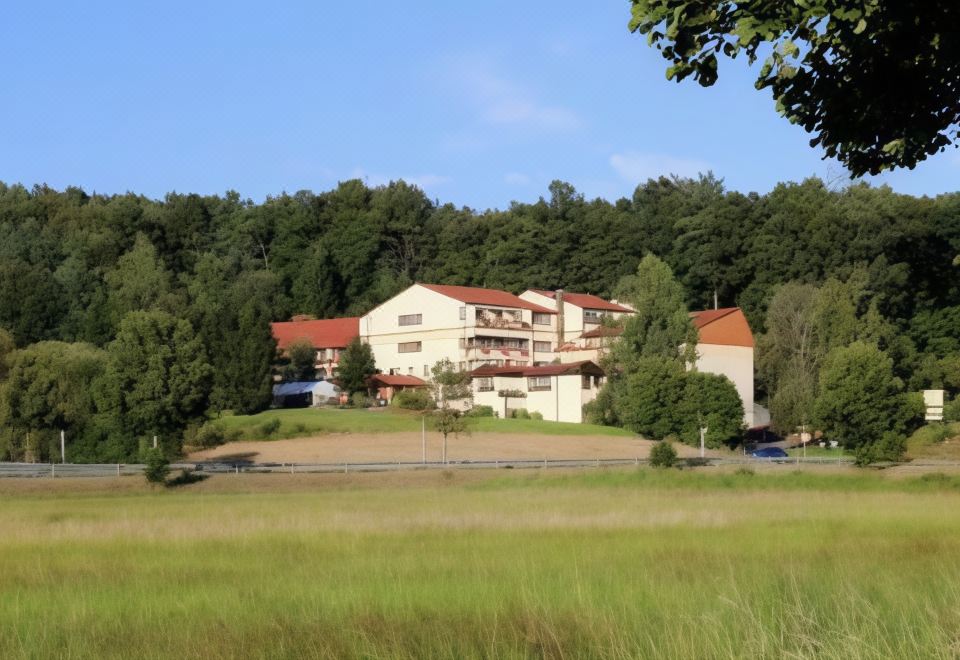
left=460, top=336, right=530, bottom=360
left=475, top=308, right=530, bottom=330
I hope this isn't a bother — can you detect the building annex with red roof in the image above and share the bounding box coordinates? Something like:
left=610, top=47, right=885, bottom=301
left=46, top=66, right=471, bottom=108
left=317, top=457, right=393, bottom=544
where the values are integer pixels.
left=470, top=360, right=605, bottom=423
left=271, top=316, right=360, bottom=379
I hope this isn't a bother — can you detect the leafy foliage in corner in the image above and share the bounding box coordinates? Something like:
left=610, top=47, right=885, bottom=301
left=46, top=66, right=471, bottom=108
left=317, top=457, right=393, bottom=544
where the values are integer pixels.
left=628, top=2, right=960, bottom=175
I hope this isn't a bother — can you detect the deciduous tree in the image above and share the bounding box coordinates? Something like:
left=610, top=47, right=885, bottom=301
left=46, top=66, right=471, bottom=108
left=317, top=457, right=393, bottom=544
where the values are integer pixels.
left=628, top=2, right=960, bottom=175
left=337, top=337, right=376, bottom=395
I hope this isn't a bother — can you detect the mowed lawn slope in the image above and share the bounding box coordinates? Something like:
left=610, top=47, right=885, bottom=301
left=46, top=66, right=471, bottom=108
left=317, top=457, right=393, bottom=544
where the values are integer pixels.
left=213, top=407, right=636, bottom=439
left=192, top=407, right=649, bottom=463
left=4, top=469, right=960, bottom=658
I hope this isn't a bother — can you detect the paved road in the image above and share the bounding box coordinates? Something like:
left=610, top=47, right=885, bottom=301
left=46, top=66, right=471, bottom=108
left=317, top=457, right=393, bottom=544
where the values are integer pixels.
left=0, top=455, right=859, bottom=478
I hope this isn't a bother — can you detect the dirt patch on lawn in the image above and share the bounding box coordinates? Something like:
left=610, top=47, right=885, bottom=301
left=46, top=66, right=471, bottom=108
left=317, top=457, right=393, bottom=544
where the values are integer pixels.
left=188, top=432, right=704, bottom=464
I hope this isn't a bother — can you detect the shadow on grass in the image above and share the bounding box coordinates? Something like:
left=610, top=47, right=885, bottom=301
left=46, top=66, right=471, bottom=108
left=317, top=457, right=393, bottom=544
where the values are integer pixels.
left=199, top=452, right=258, bottom=465
left=166, top=470, right=209, bottom=488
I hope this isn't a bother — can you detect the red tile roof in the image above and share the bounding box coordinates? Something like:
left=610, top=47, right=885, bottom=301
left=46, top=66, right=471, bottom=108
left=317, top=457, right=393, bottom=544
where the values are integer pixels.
left=368, top=374, right=428, bottom=387
left=470, top=360, right=603, bottom=378
left=689, top=308, right=754, bottom=348
left=271, top=317, right=359, bottom=350
left=419, top=283, right=555, bottom=313
left=528, top=289, right=632, bottom=313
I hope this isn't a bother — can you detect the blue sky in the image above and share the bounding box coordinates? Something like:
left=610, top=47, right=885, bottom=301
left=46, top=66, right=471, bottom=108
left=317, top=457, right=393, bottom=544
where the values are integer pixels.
left=2, top=1, right=957, bottom=210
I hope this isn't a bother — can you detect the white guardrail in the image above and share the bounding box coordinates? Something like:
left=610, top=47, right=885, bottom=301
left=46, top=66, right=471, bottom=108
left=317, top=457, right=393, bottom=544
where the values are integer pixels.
left=0, top=456, right=860, bottom=478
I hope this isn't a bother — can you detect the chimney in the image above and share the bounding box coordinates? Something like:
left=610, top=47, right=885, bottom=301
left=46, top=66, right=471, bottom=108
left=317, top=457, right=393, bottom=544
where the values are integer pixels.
left=555, top=289, right=565, bottom=346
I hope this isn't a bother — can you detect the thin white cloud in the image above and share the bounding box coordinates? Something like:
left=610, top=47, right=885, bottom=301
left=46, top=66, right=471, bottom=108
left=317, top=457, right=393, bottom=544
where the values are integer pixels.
left=504, top=171, right=531, bottom=186
left=609, top=151, right=712, bottom=183
left=448, top=56, right=582, bottom=132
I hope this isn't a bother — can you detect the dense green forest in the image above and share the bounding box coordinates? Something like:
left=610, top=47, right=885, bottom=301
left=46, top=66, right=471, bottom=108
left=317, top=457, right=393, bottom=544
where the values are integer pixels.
left=1, top=176, right=958, bottom=461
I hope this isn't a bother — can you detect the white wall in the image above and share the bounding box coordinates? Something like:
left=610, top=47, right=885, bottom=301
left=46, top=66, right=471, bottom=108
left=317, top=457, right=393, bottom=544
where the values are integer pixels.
left=360, top=284, right=467, bottom=376
left=361, top=284, right=558, bottom=374
left=695, top=343, right=754, bottom=427
left=472, top=373, right=598, bottom=423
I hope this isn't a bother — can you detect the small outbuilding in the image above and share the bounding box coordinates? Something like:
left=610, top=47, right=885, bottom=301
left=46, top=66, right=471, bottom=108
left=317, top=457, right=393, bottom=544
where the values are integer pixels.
left=272, top=381, right=341, bottom=408
left=470, top=360, right=604, bottom=423
left=367, top=374, right=429, bottom=403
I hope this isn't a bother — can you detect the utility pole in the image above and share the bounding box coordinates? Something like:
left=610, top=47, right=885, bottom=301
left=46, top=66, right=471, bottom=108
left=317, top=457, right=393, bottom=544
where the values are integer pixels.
left=699, top=426, right=707, bottom=459
left=60, top=430, right=65, bottom=464
left=421, top=414, right=426, bottom=464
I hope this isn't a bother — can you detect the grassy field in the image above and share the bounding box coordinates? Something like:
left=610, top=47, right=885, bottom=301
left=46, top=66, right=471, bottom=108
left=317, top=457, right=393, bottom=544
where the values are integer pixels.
left=213, top=406, right=635, bottom=440
left=906, top=422, right=960, bottom=460
left=4, top=467, right=960, bottom=658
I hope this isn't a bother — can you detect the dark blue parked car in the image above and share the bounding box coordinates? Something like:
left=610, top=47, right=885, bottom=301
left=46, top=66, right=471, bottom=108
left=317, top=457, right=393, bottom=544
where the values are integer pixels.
left=751, top=446, right=789, bottom=459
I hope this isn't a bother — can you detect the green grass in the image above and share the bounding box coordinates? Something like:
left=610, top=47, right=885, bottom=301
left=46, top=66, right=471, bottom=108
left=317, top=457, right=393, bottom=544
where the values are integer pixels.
left=787, top=444, right=845, bottom=458
left=213, top=406, right=634, bottom=440
left=906, top=422, right=960, bottom=460
left=3, top=468, right=960, bottom=658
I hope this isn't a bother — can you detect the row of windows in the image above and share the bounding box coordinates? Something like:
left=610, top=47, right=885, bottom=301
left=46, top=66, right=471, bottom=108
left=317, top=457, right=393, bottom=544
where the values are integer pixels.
left=399, top=309, right=554, bottom=326
left=388, top=365, right=432, bottom=377
left=398, top=341, right=422, bottom=353
left=528, top=376, right=552, bottom=391
left=475, top=375, right=600, bottom=392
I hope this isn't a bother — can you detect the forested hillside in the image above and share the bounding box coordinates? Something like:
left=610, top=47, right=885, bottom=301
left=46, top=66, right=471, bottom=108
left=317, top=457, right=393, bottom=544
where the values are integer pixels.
left=1, top=176, right=959, bottom=461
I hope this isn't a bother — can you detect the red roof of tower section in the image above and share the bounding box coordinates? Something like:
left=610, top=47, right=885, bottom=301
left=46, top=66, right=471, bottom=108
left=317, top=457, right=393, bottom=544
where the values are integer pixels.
left=529, top=289, right=632, bottom=313
left=271, top=317, right=360, bottom=351
left=576, top=308, right=754, bottom=348
left=689, top=308, right=754, bottom=348
left=419, top=283, right=556, bottom=314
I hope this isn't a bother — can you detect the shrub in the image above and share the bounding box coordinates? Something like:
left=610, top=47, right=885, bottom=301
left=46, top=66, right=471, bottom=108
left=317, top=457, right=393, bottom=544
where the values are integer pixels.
left=945, top=397, right=960, bottom=423
left=392, top=388, right=435, bottom=410
left=511, top=408, right=531, bottom=420
left=649, top=441, right=677, bottom=468
left=258, top=418, right=281, bottom=438
left=465, top=405, right=494, bottom=418
left=529, top=411, right=543, bottom=421
left=143, top=447, right=170, bottom=485
left=583, top=385, right=618, bottom=426
left=351, top=392, right=371, bottom=409
left=854, top=431, right=906, bottom=466
left=184, top=423, right=227, bottom=449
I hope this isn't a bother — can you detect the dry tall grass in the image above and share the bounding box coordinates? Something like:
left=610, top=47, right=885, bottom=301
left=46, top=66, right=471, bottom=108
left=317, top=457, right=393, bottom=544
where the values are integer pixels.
left=2, top=468, right=960, bottom=658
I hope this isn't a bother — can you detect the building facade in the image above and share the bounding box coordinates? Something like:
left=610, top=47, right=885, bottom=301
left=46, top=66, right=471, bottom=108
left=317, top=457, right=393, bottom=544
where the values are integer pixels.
left=519, top=289, right=633, bottom=346
left=358, top=283, right=559, bottom=376
left=276, top=283, right=756, bottom=426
